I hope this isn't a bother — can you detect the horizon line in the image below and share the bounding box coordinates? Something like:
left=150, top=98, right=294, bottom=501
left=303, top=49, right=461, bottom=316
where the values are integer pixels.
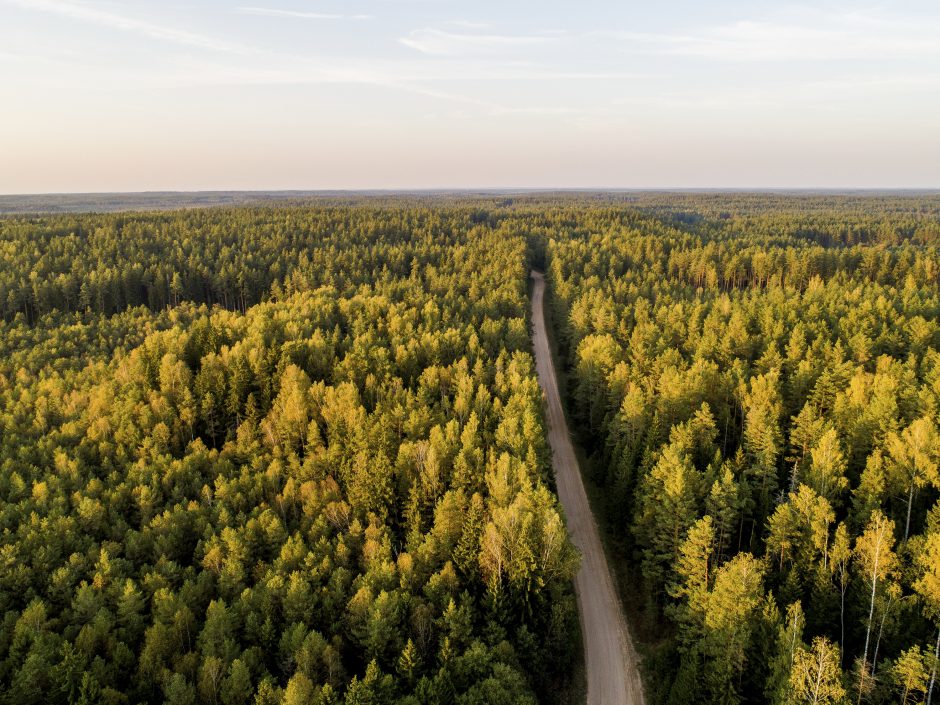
left=3, top=187, right=940, bottom=198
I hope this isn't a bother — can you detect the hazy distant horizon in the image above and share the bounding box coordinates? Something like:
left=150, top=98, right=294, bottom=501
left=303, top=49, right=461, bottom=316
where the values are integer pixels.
left=5, top=187, right=940, bottom=197
left=4, top=187, right=940, bottom=216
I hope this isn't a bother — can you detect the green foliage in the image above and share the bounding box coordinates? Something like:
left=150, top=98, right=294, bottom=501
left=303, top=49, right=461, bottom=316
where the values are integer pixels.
left=0, top=204, right=577, bottom=704
left=2, top=193, right=939, bottom=704
left=787, top=637, right=845, bottom=705
left=545, top=193, right=940, bottom=705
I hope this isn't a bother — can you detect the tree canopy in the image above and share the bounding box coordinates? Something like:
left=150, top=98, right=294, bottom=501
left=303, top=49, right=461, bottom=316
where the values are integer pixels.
left=543, top=193, right=940, bottom=705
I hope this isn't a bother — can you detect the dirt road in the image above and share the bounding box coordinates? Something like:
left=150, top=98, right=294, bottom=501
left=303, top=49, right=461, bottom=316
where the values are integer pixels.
left=530, top=270, right=646, bottom=705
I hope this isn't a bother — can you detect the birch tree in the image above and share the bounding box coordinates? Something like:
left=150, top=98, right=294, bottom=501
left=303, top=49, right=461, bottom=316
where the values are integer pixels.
left=914, top=528, right=940, bottom=705
left=787, top=637, right=846, bottom=705
left=853, top=511, right=899, bottom=698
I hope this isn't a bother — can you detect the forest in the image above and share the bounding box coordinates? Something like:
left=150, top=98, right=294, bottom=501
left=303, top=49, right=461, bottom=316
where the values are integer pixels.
left=543, top=193, right=940, bottom=705
left=0, top=193, right=938, bottom=705
left=0, top=206, right=579, bottom=705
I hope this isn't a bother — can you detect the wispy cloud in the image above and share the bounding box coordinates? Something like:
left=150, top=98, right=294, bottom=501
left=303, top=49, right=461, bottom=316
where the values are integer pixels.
left=237, top=7, right=373, bottom=21
left=599, top=10, right=940, bottom=61
left=103, top=57, right=630, bottom=91
left=400, top=28, right=556, bottom=55
left=400, top=10, right=940, bottom=63
left=442, top=20, right=493, bottom=30
left=45, top=54, right=612, bottom=120
left=2, top=0, right=250, bottom=53
left=611, top=74, right=940, bottom=111
left=0, top=50, right=27, bottom=62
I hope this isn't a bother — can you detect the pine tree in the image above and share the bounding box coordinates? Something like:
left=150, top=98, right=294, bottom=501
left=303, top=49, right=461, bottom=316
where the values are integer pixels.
left=397, top=638, right=422, bottom=686
left=787, top=403, right=828, bottom=493
left=805, top=429, right=848, bottom=506
left=635, top=441, right=703, bottom=594
left=891, top=646, right=930, bottom=705
left=767, top=602, right=806, bottom=705
left=220, top=659, right=252, bottom=705
left=706, top=463, right=742, bottom=560
left=700, top=553, right=766, bottom=705
left=742, top=369, right=784, bottom=518
left=669, top=515, right=716, bottom=646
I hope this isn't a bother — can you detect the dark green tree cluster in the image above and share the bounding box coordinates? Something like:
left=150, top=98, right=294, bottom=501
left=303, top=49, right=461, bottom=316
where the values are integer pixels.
left=0, top=206, right=579, bottom=705
left=544, top=195, right=940, bottom=705
left=0, top=206, right=523, bottom=322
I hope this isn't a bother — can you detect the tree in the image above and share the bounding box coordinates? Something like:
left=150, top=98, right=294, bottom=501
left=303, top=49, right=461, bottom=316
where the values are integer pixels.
left=766, top=484, right=834, bottom=599
left=282, top=673, right=315, bottom=705
left=787, top=637, right=846, bottom=705
left=706, top=462, right=743, bottom=560
left=163, top=673, right=197, bottom=705
left=253, top=678, right=280, bottom=705
left=914, top=527, right=940, bottom=705
left=221, top=659, right=252, bottom=705
left=804, top=429, right=848, bottom=506
left=117, top=579, right=146, bottom=644
left=669, top=515, right=716, bottom=646
left=829, top=523, right=852, bottom=650
left=262, top=364, right=312, bottom=455
left=574, top=334, right=621, bottom=432
left=199, top=656, right=227, bottom=704
left=742, top=370, right=784, bottom=517
left=767, top=602, right=806, bottom=705
left=345, top=660, right=393, bottom=705
left=699, top=553, right=767, bottom=705
left=787, top=404, right=828, bottom=493
left=199, top=600, right=237, bottom=662
left=886, top=417, right=940, bottom=540
left=397, top=638, right=422, bottom=686
left=853, top=511, right=898, bottom=692
left=635, top=441, right=703, bottom=594
left=891, top=646, right=930, bottom=705
left=852, top=451, right=887, bottom=530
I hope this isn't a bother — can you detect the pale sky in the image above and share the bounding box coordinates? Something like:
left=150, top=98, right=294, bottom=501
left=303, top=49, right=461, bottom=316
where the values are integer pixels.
left=2, top=0, right=939, bottom=192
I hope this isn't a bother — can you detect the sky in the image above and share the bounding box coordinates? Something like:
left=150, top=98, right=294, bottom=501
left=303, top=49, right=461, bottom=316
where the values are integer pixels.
left=1, top=0, right=939, bottom=192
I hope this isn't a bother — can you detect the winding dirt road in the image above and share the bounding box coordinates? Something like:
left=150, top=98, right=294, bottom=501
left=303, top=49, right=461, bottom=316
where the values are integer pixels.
left=530, top=270, right=646, bottom=705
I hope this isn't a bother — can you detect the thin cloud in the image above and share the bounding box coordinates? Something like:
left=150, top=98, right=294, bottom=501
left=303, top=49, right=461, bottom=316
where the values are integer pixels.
left=2, top=0, right=250, bottom=53
left=400, top=28, right=556, bottom=55
left=442, top=20, right=493, bottom=30
left=237, top=7, right=373, bottom=20
left=608, top=74, right=940, bottom=114
left=47, top=54, right=613, bottom=120
left=101, top=58, right=629, bottom=90
left=0, top=50, right=27, bottom=63
left=599, top=10, right=940, bottom=61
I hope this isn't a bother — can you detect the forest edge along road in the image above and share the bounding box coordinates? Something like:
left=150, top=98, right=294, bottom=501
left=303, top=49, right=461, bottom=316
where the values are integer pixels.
left=530, top=269, right=646, bottom=705
left=530, top=270, right=646, bottom=705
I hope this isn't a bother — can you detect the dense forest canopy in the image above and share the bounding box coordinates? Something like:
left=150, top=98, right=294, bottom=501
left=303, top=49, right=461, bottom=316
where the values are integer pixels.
left=543, top=194, right=940, bottom=705
left=0, top=206, right=579, bottom=705
left=0, top=193, right=938, bottom=705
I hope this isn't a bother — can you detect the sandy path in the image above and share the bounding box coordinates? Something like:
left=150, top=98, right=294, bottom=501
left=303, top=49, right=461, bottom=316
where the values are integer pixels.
left=530, top=270, right=646, bottom=705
